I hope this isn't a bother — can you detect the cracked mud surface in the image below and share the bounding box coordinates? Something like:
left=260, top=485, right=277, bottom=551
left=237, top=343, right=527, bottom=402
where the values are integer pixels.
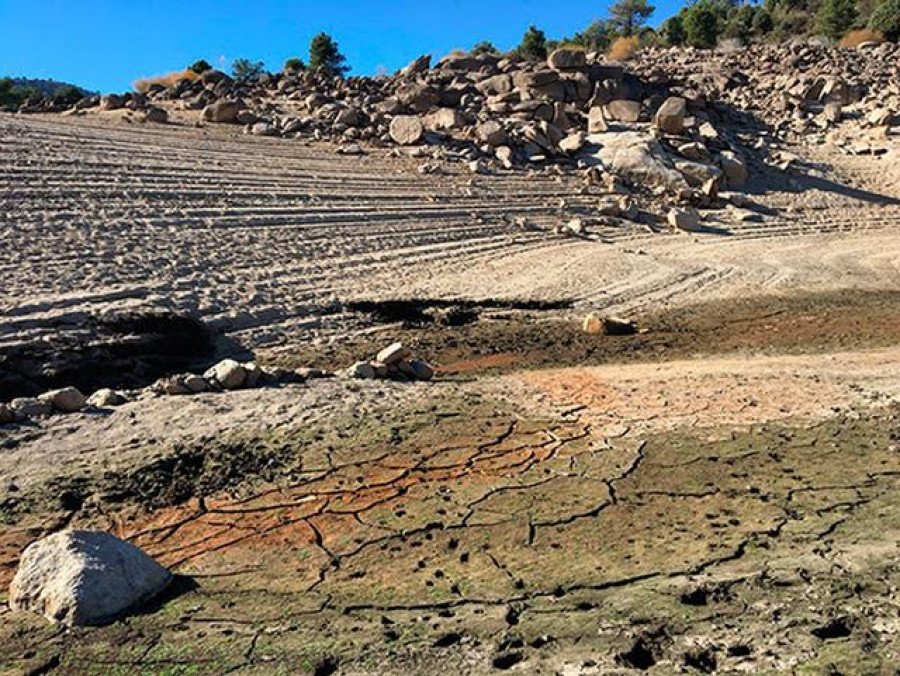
left=4, top=397, right=900, bottom=675
left=4, top=291, right=900, bottom=675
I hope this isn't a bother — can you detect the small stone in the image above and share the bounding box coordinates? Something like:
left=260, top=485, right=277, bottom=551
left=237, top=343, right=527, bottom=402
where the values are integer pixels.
left=10, top=397, right=53, bottom=418
left=347, top=362, right=377, bottom=380
left=559, top=132, right=587, bottom=154
left=99, top=94, right=122, bottom=111
left=38, top=387, right=86, bottom=413
left=582, top=313, right=603, bottom=334
left=476, top=121, right=508, bottom=147
left=86, top=389, right=127, bottom=407
left=157, top=377, right=191, bottom=395
left=719, top=151, right=748, bottom=186
left=408, top=359, right=435, bottom=381
left=0, top=404, right=15, bottom=424
left=243, top=363, right=264, bottom=388
left=668, top=207, right=701, bottom=231
left=204, top=359, right=247, bottom=390
left=250, top=122, right=278, bottom=137
left=604, top=100, right=641, bottom=123
left=377, top=343, right=412, bottom=365
left=143, top=106, right=168, bottom=124
left=565, top=218, right=585, bottom=235
left=588, top=106, right=608, bottom=133
left=201, top=100, right=244, bottom=124
left=495, top=146, right=514, bottom=168
left=698, top=122, right=719, bottom=139
left=183, top=375, right=209, bottom=393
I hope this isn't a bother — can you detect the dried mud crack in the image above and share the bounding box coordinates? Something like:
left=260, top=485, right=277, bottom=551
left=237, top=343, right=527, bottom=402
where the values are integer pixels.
left=4, top=386, right=900, bottom=675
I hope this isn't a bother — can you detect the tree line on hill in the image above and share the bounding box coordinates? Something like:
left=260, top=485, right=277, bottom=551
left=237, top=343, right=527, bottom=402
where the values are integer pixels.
left=197, top=0, right=899, bottom=86
left=5, top=0, right=899, bottom=110
left=0, top=78, right=88, bottom=109
left=521, top=0, right=900, bottom=54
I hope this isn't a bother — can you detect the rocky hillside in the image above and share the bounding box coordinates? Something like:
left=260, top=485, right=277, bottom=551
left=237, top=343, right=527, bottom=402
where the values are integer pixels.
left=17, top=41, right=900, bottom=230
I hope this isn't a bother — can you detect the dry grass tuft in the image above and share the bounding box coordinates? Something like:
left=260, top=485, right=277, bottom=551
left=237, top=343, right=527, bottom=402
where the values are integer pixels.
left=134, top=69, right=201, bottom=93
left=607, top=36, right=641, bottom=62
left=839, top=28, right=884, bottom=47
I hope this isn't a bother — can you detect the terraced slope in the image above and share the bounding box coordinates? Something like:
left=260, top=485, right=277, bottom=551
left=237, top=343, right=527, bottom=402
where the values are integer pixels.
left=3, top=114, right=900, bottom=354
left=0, top=115, right=597, bottom=348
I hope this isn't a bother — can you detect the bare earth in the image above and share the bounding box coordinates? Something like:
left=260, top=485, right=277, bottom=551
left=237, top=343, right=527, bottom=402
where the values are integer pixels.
left=3, top=112, right=900, bottom=675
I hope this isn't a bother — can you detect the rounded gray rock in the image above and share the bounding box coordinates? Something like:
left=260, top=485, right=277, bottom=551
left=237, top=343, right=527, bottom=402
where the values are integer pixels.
left=390, top=115, right=424, bottom=145
left=10, top=530, right=173, bottom=626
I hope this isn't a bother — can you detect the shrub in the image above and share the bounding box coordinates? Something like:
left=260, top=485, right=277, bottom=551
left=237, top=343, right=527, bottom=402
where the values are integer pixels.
left=565, top=20, right=616, bottom=51
left=684, top=0, right=721, bottom=48
left=283, top=57, right=305, bottom=72
left=517, top=25, right=548, bottom=60
left=52, top=85, right=83, bottom=105
left=231, top=58, right=266, bottom=81
left=869, top=0, right=900, bottom=40
left=752, top=8, right=775, bottom=36
left=723, top=4, right=756, bottom=42
left=134, top=69, right=201, bottom=93
left=471, top=41, right=500, bottom=55
left=0, top=77, right=35, bottom=108
left=309, top=33, right=349, bottom=76
left=839, top=27, right=885, bottom=44
left=767, top=0, right=814, bottom=40
left=661, top=15, right=686, bottom=45
left=815, top=0, right=858, bottom=39
left=188, top=60, right=212, bottom=74
left=607, top=36, right=641, bottom=60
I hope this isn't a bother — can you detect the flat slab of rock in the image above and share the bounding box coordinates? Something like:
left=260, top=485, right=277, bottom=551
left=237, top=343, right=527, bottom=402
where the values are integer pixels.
left=10, top=530, right=172, bottom=626
left=377, top=342, right=412, bottom=365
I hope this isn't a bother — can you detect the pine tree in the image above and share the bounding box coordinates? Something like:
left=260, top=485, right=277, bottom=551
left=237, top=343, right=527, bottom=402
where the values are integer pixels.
left=231, top=59, right=265, bottom=81
left=517, top=25, right=548, bottom=60
left=683, top=1, right=721, bottom=48
left=188, top=60, right=212, bottom=74
left=609, top=0, right=656, bottom=36
left=283, top=58, right=305, bottom=72
left=661, top=15, right=686, bottom=45
left=869, top=0, right=900, bottom=39
left=815, top=0, right=858, bottom=39
left=309, top=33, right=349, bottom=76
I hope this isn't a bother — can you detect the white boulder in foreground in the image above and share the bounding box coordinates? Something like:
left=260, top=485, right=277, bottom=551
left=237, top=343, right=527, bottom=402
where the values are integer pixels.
left=10, top=530, right=172, bottom=626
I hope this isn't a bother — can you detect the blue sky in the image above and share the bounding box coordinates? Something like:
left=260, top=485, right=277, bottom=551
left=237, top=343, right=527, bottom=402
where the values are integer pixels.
left=0, top=0, right=679, bottom=92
